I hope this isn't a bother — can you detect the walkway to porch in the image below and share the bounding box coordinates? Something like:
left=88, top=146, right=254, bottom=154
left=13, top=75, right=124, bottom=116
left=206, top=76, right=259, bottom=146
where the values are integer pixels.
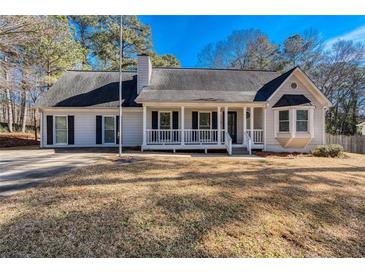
left=141, top=105, right=266, bottom=155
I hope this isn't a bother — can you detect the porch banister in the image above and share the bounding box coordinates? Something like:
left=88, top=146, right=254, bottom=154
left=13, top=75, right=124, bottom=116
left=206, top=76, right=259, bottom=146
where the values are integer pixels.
left=224, top=106, right=228, bottom=133
left=243, top=107, right=247, bottom=145
left=250, top=106, right=254, bottom=139
left=181, top=106, right=185, bottom=145
left=217, top=106, right=221, bottom=144
left=142, top=105, right=147, bottom=146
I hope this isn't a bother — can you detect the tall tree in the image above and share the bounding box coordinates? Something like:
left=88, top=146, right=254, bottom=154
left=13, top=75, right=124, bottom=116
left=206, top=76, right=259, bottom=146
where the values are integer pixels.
left=282, top=29, right=323, bottom=72
left=68, top=16, right=100, bottom=68
left=91, top=15, right=152, bottom=70
left=26, top=16, right=84, bottom=89
left=0, top=16, right=43, bottom=132
left=150, top=52, right=180, bottom=67
left=197, top=29, right=280, bottom=70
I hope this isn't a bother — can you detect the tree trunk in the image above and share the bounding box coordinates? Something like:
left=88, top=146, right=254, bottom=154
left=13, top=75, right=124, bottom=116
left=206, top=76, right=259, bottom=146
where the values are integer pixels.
left=20, top=90, right=28, bottom=132
left=5, top=89, right=13, bottom=132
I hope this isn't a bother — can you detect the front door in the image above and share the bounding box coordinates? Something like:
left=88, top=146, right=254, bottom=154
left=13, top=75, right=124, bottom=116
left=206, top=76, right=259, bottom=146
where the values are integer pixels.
left=228, top=111, right=237, bottom=143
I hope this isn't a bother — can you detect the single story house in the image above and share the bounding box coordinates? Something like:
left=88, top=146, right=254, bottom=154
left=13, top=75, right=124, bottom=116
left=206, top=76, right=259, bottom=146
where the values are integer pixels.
left=36, top=55, right=332, bottom=155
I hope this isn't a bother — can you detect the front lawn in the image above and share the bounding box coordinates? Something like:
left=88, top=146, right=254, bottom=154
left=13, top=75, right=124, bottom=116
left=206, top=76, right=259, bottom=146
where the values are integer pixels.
left=0, top=153, right=364, bottom=257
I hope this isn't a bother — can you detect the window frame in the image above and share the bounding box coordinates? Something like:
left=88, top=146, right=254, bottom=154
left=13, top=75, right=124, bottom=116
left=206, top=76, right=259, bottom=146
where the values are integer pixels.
left=158, top=111, right=172, bottom=130
left=198, top=111, right=212, bottom=130
left=296, top=109, right=309, bottom=132
left=103, top=115, right=116, bottom=144
left=278, top=110, right=290, bottom=133
left=54, top=115, right=68, bottom=145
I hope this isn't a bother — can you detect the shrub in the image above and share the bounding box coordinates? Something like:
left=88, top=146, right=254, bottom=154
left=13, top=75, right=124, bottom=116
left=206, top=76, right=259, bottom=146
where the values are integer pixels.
left=312, top=144, right=344, bottom=157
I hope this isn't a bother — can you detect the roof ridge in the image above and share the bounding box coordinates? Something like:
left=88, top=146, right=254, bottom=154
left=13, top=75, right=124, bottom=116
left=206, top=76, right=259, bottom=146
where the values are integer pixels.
left=153, top=67, right=279, bottom=72
left=66, top=69, right=136, bottom=73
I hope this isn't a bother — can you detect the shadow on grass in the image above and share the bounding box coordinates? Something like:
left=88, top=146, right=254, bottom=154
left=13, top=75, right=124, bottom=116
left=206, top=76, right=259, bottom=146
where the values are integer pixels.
left=0, top=156, right=364, bottom=257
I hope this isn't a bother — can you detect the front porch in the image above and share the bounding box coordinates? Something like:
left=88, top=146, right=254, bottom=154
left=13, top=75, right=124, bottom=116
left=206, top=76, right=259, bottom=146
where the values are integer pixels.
left=141, top=104, right=266, bottom=155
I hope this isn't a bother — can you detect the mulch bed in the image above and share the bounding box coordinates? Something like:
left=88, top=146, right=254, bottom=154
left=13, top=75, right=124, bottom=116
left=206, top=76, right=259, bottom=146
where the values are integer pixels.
left=0, top=132, right=39, bottom=148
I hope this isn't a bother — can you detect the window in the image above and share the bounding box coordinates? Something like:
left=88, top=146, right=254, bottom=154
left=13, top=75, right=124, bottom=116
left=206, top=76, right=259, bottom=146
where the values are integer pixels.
left=291, top=82, right=298, bottom=89
left=104, top=116, right=115, bottom=143
left=159, top=112, right=171, bottom=129
left=55, top=116, right=68, bottom=144
left=296, top=110, right=308, bottom=132
left=279, top=110, right=289, bottom=132
left=199, top=112, right=211, bottom=129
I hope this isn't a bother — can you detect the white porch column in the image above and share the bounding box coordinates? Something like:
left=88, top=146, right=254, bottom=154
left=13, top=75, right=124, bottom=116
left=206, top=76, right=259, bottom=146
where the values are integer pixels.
left=217, top=106, right=221, bottom=144
left=309, top=108, right=315, bottom=138
left=243, top=106, right=247, bottom=145
left=290, top=108, right=296, bottom=138
left=181, top=106, right=185, bottom=145
left=142, top=105, right=147, bottom=147
left=263, top=106, right=267, bottom=151
left=224, top=106, right=228, bottom=133
left=250, top=106, right=254, bottom=140
left=39, top=110, right=43, bottom=148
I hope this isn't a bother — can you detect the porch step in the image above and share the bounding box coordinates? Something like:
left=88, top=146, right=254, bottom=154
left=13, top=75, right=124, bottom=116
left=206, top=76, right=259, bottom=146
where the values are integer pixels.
left=231, top=147, right=249, bottom=155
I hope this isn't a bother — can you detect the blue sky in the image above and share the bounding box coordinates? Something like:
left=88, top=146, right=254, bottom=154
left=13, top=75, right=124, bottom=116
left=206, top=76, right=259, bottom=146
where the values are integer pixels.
left=139, top=15, right=365, bottom=67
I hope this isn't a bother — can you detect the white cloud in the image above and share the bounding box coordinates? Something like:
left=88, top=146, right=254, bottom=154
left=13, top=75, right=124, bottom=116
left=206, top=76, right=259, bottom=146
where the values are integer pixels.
left=325, top=25, right=365, bottom=49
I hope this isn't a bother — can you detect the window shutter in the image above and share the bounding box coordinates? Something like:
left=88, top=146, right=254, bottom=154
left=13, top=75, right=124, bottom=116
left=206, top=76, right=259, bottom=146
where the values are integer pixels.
left=212, top=112, right=217, bottom=129
left=67, top=116, right=74, bottom=145
left=116, top=115, right=120, bottom=144
left=192, top=111, right=198, bottom=129
left=46, top=115, right=53, bottom=145
left=96, top=115, right=102, bottom=144
left=152, top=111, right=158, bottom=129
left=172, top=111, right=179, bottom=129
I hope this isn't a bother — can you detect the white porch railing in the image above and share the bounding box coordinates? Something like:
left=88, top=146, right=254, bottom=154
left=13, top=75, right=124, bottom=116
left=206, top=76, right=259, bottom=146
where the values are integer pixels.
left=248, top=129, right=264, bottom=144
left=244, top=132, right=252, bottom=155
left=146, top=129, right=181, bottom=144
left=146, top=129, right=226, bottom=145
left=184, top=129, right=224, bottom=144
left=225, top=132, right=232, bottom=155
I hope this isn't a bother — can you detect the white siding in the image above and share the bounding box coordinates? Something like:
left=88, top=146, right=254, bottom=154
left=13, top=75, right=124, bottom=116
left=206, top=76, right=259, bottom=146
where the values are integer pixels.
left=265, top=74, right=326, bottom=152
left=41, top=108, right=143, bottom=147
left=122, top=111, right=143, bottom=146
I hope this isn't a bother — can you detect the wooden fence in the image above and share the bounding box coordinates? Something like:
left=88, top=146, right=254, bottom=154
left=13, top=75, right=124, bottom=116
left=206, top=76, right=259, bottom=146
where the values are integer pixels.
left=326, top=134, right=365, bottom=154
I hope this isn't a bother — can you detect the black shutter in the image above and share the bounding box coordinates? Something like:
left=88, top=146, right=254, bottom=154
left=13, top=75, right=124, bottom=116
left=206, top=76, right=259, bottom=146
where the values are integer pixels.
left=96, top=115, right=102, bottom=144
left=212, top=112, right=217, bottom=129
left=152, top=111, right=158, bottom=129
left=46, top=115, right=53, bottom=145
left=192, top=111, right=198, bottom=129
left=116, top=115, right=120, bottom=144
left=67, top=116, right=74, bottom=145
left=172, top=111, right=179, bottom=129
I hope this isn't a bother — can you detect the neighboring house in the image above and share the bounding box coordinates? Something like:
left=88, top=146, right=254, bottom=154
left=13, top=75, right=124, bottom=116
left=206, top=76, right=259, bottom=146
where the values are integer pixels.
left=36, top=55, right=332, bottom=154
left=357, top=122, right=365, bottom=135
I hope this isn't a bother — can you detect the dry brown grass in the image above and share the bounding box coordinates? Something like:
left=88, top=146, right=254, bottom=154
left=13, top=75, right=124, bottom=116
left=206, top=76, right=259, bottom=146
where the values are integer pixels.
left=0, top=132, right=39, bottom=147
left=0, top=153, right=364, bottom=257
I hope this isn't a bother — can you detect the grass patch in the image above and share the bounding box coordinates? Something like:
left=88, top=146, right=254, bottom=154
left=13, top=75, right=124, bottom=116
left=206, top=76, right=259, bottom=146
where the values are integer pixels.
left=0, top=153, right=364, bottom=257
left=0, top=132, right=39, bottom=148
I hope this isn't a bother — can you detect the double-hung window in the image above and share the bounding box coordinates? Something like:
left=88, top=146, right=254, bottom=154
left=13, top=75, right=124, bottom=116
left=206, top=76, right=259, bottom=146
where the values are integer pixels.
left=104, top=116, right=115, bottom=143
left=279, top=110, right=289, bottom=132
left=55, top=116, right=67, bottom=144
left=296, top=110, right=308, bottom=132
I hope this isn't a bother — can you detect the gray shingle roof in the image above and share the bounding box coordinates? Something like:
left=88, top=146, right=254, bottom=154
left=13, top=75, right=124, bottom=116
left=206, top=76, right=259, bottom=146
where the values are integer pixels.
left=136, top=68, right=280, bottom=103
left=37, top=67, right=314, bottom=107
left=272, top=94, right=312, bottom=108
left=36, top=71, right=140, bottom=108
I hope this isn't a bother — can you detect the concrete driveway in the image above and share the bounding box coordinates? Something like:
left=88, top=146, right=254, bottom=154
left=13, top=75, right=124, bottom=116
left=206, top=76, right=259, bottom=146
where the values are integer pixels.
left=0, top=147, right=113, bottom=196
